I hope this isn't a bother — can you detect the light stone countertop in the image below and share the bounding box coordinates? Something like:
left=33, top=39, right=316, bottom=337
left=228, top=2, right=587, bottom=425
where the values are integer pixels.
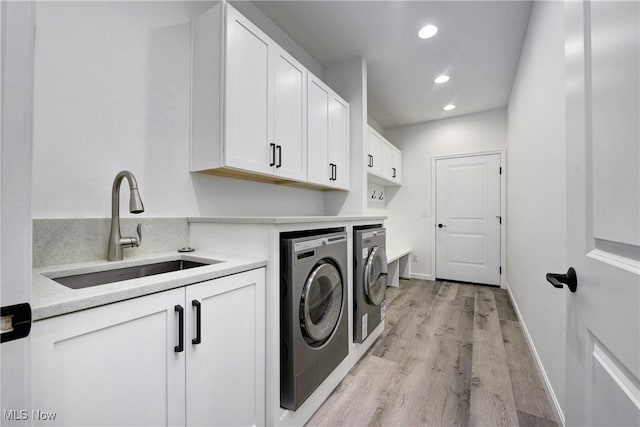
left=32, top=251, right=267, bottom=321
left=187, top=215, right=387, bottom=224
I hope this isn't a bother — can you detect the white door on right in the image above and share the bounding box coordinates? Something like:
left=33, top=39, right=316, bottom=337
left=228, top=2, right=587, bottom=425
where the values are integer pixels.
left=435, top=153, right=501, bottom=286
left=564, top=1, right=640, bottom=425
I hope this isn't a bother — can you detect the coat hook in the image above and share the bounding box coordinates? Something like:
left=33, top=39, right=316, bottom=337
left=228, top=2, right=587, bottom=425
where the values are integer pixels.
left=371, top=190, right=377, bottom=199
left=379, top=192, right=384, bottom=200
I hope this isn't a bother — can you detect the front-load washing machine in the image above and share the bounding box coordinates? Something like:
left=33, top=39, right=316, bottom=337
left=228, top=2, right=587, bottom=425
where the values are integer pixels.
left=353, top=225, right=388, bottom=343
left=280, top=228, right=348, bottom=411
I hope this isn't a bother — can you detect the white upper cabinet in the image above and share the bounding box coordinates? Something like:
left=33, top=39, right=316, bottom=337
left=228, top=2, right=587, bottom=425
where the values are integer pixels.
left=390, top=145, right=402, bottom=184
left=225, top=7, right=272, bottom=175
left=273, top=46, right=307, bottom=181
left=191, top=4, right=347, bottom=190
left=367, top=127, right=384, bottom=176
left=307, top=76, right=330, bottom=185
left=328, top=94, right=350, bottom=189
left=307, top=73, right=350, bottom=190
left=367, top=126, right=402, bottom=186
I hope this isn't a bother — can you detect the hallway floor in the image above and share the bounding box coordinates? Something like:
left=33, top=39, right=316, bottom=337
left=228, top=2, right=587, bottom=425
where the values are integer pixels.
left=307, top=279, right=558, bottom=427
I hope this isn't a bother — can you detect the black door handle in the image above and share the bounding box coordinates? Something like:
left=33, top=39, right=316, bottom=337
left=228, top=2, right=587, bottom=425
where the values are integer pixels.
left=437, top=223, right=446, bottom=228
left=192, top=300, right=201, bottom=345
left=269, top=143, right=276, bottom=167
left=546, top=267, right=577, bottom=292
left=174, top=305, right=184, bottom=352
left=276, top=145, right=282, bottom=168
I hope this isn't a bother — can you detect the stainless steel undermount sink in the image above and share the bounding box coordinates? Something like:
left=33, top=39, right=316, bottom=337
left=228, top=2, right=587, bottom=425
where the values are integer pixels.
left=53, top=259, right=219, bottom=289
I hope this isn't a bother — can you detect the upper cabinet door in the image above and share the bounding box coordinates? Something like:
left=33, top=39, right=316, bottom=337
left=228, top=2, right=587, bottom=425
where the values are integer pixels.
left=225, top=6, right=272, bottom=174
left=391, top=146, right=402, bottom=184
left=329, top=95, right=350, bottom=190
left=273, top=46, right=307, bottom=181
left=381, top=140, right=394, bottom=181
left=307, top=75, right=330, bottom=186
left=368, top=128, right=383, bottom=176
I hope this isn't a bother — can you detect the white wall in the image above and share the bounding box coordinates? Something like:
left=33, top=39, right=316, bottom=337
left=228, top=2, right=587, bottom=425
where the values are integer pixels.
left=385, top=108, right=507, bottom=279
left=32, top=1, right=325, bottom=219
left=506, top=0, right=566, bottom=419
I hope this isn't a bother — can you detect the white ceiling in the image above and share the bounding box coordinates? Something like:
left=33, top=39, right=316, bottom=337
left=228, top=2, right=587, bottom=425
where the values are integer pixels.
left=253, top=1, right=532, bottom=129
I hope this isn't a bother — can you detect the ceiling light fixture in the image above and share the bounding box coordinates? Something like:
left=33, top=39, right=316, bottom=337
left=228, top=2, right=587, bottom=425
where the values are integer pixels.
left=418, top=24, right=438, bottom=39
left=434, top=75, right=450, bottom=84
left=443, top=104, right=456, bottom=111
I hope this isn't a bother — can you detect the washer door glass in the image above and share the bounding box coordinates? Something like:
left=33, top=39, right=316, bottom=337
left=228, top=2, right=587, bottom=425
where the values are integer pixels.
left=364, top=246, right=387, bottom=306
left=300, top=261, right=343, bottom=344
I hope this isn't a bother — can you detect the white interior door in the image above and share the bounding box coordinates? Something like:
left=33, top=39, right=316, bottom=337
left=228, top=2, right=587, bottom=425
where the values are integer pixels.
left=564, top=1, right=640, bottom=425
left=435, top=153, right=501, bottom=286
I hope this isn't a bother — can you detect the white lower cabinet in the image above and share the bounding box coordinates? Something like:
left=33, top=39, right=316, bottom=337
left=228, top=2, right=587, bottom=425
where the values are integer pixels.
left=31, top=268, right=265, bottom=427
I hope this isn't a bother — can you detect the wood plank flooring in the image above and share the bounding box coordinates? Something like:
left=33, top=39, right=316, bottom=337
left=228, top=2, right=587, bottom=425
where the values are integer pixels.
left=306, top=279, right=558, bottom=427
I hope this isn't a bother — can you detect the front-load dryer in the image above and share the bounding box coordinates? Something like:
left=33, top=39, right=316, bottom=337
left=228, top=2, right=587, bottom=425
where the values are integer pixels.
left=353, top=225, right=388, bottom=343
left=280, top=229, right=348, bottom=411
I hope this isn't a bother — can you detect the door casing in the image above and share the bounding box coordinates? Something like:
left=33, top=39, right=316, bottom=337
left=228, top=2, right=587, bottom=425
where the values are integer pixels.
left=431, top=150, right=506, bottom=287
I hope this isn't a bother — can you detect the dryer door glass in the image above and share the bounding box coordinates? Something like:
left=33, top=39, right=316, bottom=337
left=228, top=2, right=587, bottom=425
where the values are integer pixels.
left=300, top=261, right=343, bottom=344
left=364, top=246, right=387, bottom=306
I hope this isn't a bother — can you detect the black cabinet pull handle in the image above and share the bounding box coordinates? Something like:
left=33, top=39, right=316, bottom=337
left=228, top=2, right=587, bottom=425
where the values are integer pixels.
left=174, top=305, right=184, bottom=352
left=269, top=143, right=276, bottom=167
left=333, top=164, right=337, bottom=181
left=392, top=167, right=396, bottom=178
left=367, top=154, right=373, bottom=167
left=192, top=300, right=201, bottom=345
left=276, top=145, right=282, bottom=168
left=371, top=156, right=374, bottom=168
left=437, top=223, right=446, bottom=228
left=546, top=267, right=577, bottom=292
left=329, top=163, right=336, bottom=181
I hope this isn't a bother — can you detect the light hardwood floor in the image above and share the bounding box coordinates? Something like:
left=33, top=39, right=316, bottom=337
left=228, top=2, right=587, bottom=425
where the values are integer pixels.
left=306, top=279, right=558, bottom=427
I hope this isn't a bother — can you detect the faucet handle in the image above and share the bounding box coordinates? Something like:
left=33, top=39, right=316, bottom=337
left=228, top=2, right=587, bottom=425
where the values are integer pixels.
left=135, top=223, right=142, bottom=247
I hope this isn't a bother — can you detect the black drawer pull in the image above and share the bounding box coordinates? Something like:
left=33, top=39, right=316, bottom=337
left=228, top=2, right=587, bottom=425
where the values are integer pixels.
left=192, top=300, right=201, bottom=345
left=174, top=305, right=184, bottom=352
left=269, top=143, right=276, bottom=167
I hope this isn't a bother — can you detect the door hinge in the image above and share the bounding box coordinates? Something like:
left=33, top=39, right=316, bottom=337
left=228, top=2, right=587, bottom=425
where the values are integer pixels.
left=499, top=167, right=502, bottom=175
left=499, top=266, right=502, bottom=275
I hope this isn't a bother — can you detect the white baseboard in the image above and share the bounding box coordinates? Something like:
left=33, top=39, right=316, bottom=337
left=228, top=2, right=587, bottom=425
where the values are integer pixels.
left=504, top=282, right=566, bottom=426
left=409, top=272, right=434, bottom=281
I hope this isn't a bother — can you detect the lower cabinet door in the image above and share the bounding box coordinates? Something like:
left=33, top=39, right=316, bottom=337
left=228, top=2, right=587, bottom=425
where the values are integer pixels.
left=185, top=268, right=265, bottom=427
left=31, top=288, right=186, bottom=427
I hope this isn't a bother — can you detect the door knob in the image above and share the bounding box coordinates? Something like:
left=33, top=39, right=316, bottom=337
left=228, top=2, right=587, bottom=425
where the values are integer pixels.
left=437, top=223, right=446, bottom=228
left=546, top=267, right=577, bottom=292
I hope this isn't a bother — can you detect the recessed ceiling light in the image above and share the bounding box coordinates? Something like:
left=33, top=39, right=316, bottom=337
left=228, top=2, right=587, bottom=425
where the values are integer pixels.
left=443, top=104, right=456, bottom=111
left=418, top=24, right=438, bottom=39
left=434, top=75, right=450, bottom=84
